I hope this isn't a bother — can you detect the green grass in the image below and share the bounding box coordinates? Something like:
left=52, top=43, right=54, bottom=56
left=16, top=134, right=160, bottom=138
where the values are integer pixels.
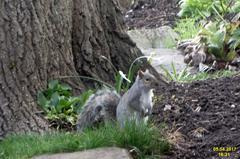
left=174, top=18, right=201, bottom=40
left=179, top=70, right=237, bottom=82
left=161, top=62, right=237, bottom=82
left=0, top=122, right=169, bottom=159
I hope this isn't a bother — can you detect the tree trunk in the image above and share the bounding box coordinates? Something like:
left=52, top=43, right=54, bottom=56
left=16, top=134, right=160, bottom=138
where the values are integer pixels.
left=0, top=0, right=82, bottom=138
left=0, top=0, right=146, bottom=138
left=72, top=0, right=142, bottom=85
left=118, top=0, right=133, bottom=11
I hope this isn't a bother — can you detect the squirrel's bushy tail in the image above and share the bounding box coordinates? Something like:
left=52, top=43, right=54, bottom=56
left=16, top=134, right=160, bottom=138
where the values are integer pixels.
left=76, top=89, right=120, bottom=131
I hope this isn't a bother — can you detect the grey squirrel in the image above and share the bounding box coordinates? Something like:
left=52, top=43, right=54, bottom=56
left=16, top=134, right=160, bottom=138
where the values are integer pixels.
left=76, top=89, right=120, bottom=131
left=76, top=69, right=158, bottom=131
left=117, top=69, right=158, bottom=127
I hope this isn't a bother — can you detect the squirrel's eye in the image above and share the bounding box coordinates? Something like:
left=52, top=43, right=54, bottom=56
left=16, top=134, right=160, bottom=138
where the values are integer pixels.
left=145, top=78, right=150, bottom=82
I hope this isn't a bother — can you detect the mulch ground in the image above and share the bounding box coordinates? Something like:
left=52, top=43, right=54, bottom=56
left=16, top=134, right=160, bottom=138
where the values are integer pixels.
left=153, top=75, right=240, bottom=159
left=3, top=1, right=238, bottom=159
left=125, top=1, right=240, bottom=157
left=124, top=0, right=179, bottom=29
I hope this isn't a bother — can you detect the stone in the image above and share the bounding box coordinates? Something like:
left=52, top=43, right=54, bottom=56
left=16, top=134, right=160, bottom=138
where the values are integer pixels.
left=142, top=48, right=186, bottom=74
left=127, top=26, right=179, bottom=50
left=127, top=26, right=186, bottom=74
left=33, top=147, right=132, bottom=159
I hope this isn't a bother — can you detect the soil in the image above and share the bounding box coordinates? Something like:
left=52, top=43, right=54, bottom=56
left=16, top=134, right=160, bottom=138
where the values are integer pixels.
left=153, top=75, right=240, bottom=159
left=124, top=1, right=240, bottom=158
left=124, top=0, right=179, bottom=29
left=125, top=2, right=240, bottom=157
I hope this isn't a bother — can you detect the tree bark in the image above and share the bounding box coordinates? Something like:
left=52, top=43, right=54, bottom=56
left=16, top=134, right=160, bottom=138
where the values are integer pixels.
left=118, top=0, right=133, bottom=11
left=0, top=0, right=147, bottom=138
left=0, top=0, right=83, bottom=138
left=72, top=0, right=142, bottom=85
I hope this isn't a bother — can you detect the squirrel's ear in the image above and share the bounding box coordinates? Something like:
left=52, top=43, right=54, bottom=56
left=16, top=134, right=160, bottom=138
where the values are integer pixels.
left=138, top=70, right=144, bottom=79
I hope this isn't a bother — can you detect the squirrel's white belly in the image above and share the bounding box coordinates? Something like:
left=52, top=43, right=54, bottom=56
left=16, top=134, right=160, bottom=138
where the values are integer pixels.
left=140, top=89, right=154, bottom=110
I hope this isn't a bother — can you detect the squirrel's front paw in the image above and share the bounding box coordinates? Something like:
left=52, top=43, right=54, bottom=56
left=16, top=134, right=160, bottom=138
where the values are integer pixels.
left=144, top=108, right=152, bottom=116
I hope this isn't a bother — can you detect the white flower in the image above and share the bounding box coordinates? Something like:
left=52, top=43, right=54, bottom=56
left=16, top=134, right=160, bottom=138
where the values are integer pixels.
left=147, top=52, right=156, bottom=63
left=119, top=71, right=131, bottom=83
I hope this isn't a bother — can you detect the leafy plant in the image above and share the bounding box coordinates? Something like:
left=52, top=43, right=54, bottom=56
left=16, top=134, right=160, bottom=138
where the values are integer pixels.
left=38, top=54, right=156, bottom=129
left=178, top=0, right=239, bottom=20
left=160, top=63, right=190, bottom=82
left=174, top=18, right=202, bottom=40
left=161, top=63, right=236, bottom=82
left=232, top=1, right=240, bottom=12
left=229, top=26, right=240, bottom=50
left=114, top=70, right=132, bottom=93
left=186, top=69, right=237, bottom=82
left=160, top=61, right=237, bottom=82
left=37, top=80, right=93, bottom=129
left=199, top=21, right=239, bottom=62
left=178, top=0, right=213, bottom=19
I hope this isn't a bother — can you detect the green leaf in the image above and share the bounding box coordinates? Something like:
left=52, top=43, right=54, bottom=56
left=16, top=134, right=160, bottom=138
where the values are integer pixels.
left=37, top=92, right=48, bottom=107
left=126, top=64, right=139, bottom=90
left=205, top=22, right=218, bottom=33
left=67, top=97, right=81, bottom=106
left=208, top=45, right=222, bottom=58
left=59, top=97, right=69, bottom=107
left=58, top=97, right=79, bottom=113
left=66, top=116, right=75, bottom=125
left=49, top=92, right=60, bottom=107
left=232, top=1, right=240, bottom=13
left=60, top=84, right=72, bottom=91
left=58, top=89, right=71, bottom=97
left=171, top=62, right=177, bottom=80
left=160, top=65, right=174, bottom=81
left=201, top=10, right=211, bottom=17
left=177, top=0, right=234, bottom=20
left=209, top=31, right=225, bottom=48
left=226, top=51, right=236, bottom=61
left=42, top=89, right=54, bottom=99
left=178, top=66, right=189, bottom=80
left=48, top=80, right=59, bottom=90
left=114, top=72, right=123, bottom=93
left=229, top=29, right=240, bottom=49
left=79, top=90, right=94, bottom=107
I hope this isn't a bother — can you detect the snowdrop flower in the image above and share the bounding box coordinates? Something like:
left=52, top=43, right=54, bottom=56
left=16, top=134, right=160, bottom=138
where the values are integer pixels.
left=147, top=51, right=156, bottom=63
left=119, top=71, right=131, bottom=83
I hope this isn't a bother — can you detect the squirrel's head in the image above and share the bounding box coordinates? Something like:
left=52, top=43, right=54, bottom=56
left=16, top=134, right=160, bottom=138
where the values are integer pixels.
left=138, top=69, right=159, bottom=89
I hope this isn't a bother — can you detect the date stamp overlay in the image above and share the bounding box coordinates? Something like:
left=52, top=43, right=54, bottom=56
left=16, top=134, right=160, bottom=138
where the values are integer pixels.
left=212, top=146, right=239, bottom=158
